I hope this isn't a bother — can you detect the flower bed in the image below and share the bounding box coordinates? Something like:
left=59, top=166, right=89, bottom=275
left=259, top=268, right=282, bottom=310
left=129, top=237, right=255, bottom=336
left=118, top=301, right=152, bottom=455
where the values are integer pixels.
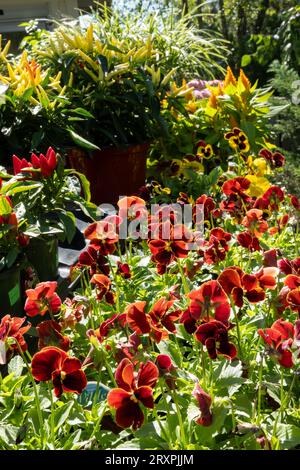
left=0, top=39, right=299, bottom=451
left=0, top=133, right=299, bottom=450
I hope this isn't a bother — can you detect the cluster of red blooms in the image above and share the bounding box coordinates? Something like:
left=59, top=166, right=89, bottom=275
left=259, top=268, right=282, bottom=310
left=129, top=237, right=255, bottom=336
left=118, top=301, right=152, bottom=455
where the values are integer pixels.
left=12, top=147, right=58, bottom=178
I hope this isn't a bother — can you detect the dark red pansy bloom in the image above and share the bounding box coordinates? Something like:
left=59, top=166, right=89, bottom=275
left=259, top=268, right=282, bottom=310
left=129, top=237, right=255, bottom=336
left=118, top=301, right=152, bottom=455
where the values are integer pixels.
left=116, top=262, right=131, bottom=279
left=237, top=231, right=261, bottom=252
left=107, top=358, right=158, bottom=429
left=194, top=194, right=216, bottom=222
left=92, top=314, right=120, bottom=343
left=242, top=209, right=268, bottom=238
left=0, top=315, right=31, bottom=358
left=84, top=220, right=118, bottom=255
left=222, top=177, right=251, bottom=200
left=148, top=298, right=182, bottom=342
left=276, top=275, right=300, bottom=315
left=37, top=320, right=70, bottom=351
left=193, top=383, right=213, bottom=426
left=203, top=228, right=231, bottom=264
left=12, top=155, right=32, bottom=175
left=148, top=238, right=188, bottom=266
left=258, top=319, right=295, bottom=368
left=218, top=266, right=277, bottom=307
left=91, top=274, right=114, bottom=304
left=181, top=281, right=230, bottom=333
left=126, top=298, right=181, bottom=342
left=31, top=147, right=57, bottom=178
left=220, top=177, right=252, bottom=220
left=31, top=346, right=87, bottom=397
left=286, top=287, right=300, bottom=315
left=278, top=257, right=300, bottom=276
left=126, top=301, right=150, bottom=335
left=188, top=280, right=231, bottom=322
left=25, top=281, right=62, bottom=317
left=156, top=354, right=177, bottom=389
left=259, top=149, right=285, bottom=168
left=115, top=333, right=141, bottom=362
left=290, top=195, right=300, bottom=211
left=77, top=245, right=110, bottom=276
left=263, top=249, right=278, bottom=268
left=263, top=186, right=284, bottom=211
left=195, top=320, right=237, bottom=360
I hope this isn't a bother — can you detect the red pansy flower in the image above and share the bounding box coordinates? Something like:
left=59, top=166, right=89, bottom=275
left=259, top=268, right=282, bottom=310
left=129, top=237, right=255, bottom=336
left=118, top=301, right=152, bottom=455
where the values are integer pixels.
left=148, top=237, right=188, bottom=266
left=116, top=262, right=131, bottom=279
left=278, top=257, right=300, bottom=276
left=203, top=228, right=231, bottom=264
left=126, top=298, right=181, bottom=342
left=194, top=195, right=216, bottom=222
left=263, top=186, right=284, bottom=211
left=237, top=231, right=261, bottom=252
left=31, top=147, right=57, bottom=178
left=259, top=149, right=285, bottom=168
left=37, top=320, right=70, bottom=351
left=0, top=315, right=31, bottom=359
left=290, top=195, right=300, bottom=211
left=107, top=358, right=158, bottom=429
left=276, top=275, right=300, bottom=315
left=193, top=383, right=213, bottom=426
left=77, top=245, right=110, bottom=276
left=218, top=266, right=278, bottom=307
left=263, top=249, right=278, bottom=268
left=91, top=274, right=115, bottom=305
left=242, top=209, right=268, bottom=238
left=181, top=280, right=230, bottom=334
left=156, top=354, right=177, bottom=389
left=195, top=320, right=237, bottom=360
left=148, top=298, right=182, bottom=342
left=258, top=319, right=296, bottom=368
left=31, top=346, right=87, bottom=397
left=92, top=314, right=121, bottom=343
left=84, top=220, right=118, bottom=255
left=25, top=281, right=62, bottom=317
left=222, top=177, right=251, bottom=200
left=117, top=196, right=147, bottom=220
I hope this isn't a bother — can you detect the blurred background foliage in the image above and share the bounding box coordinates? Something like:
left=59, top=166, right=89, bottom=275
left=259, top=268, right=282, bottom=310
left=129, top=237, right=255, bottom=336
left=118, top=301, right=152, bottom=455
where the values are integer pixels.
left=112, top=0, right=300, bottom=196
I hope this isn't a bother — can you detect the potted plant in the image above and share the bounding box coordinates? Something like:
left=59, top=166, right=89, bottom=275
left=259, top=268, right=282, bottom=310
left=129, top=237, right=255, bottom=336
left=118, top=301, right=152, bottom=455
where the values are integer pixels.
left=0, top=44, right=69, bottom=166
left=20, top=7, right=228, bottom=204
left=1, top=147, right=96, bottom=282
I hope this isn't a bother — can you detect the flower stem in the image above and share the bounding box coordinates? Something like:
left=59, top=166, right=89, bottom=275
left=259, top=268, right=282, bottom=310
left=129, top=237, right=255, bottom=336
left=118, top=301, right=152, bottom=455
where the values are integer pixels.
left=232, top=302, right=244, bottom=362
left=152, top=406, right=173, bottom=449
left=48, top=382, right=55, bottom=447
left=176, top=259, right=189, bottom=295
left=15, top=342, right=45, bottom=447
left=171, top=388, right=187, bottom=449
left=256, top=353, right=264, bottom=426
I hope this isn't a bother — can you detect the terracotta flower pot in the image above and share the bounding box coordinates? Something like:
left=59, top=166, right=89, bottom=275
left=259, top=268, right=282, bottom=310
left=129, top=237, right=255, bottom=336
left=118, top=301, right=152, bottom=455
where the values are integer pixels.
left=67, top=143, right=149, bottom=205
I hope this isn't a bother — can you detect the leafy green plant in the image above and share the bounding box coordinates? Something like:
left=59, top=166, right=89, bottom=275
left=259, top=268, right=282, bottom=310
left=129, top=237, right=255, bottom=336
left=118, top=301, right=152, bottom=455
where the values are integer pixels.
left=0, top=147, right=96, bottom=244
